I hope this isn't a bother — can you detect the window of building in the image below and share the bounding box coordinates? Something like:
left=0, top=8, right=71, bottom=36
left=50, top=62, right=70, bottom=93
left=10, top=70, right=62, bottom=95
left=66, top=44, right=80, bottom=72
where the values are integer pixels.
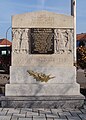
left=8, top=50, right=10, bottom=54
left=1, top=50, right=6, bottom=55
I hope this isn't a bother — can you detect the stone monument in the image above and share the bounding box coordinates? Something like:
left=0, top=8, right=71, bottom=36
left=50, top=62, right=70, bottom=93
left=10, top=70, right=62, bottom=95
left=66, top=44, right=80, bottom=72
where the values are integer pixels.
left=2, top=1, right=84, bottom=108
left=6, top=11, right=78, bottom=96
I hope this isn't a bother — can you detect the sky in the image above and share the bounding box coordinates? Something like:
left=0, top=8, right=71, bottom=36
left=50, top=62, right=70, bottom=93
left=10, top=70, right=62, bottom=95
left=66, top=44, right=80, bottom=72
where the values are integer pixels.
left=0, top=0, right=86, bottom=41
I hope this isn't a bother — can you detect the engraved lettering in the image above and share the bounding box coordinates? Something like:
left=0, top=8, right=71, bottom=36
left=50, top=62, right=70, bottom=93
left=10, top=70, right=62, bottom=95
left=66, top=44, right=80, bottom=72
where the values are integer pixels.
left=30, top=28, right=54, bottom=54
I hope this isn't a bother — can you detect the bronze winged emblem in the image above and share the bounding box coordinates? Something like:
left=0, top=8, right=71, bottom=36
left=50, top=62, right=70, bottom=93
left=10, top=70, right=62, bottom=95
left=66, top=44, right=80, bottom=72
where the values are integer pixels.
left=27, top=70, right=55, bottom=82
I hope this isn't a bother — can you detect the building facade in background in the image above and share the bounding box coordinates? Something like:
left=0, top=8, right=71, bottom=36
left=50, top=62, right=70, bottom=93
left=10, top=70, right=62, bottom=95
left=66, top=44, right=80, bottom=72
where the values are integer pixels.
left=77, top=33, right=86, bottom=47
left=0, top=39, right=12, bottom=73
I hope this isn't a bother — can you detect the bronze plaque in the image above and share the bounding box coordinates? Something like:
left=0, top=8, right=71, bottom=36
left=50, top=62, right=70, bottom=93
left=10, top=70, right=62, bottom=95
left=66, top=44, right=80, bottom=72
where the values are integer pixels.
left=30, top=28, right=54, bottom=54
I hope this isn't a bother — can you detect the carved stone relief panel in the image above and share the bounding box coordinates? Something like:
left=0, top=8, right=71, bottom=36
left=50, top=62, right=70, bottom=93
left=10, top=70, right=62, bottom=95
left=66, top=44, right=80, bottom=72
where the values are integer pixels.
left=12, top=28, right=74, bottom=55
left=12, top=28, right=21, bottom=53
left=12, top=28, right=30, bottom=53
left=54, top=29, right=74, bottom=54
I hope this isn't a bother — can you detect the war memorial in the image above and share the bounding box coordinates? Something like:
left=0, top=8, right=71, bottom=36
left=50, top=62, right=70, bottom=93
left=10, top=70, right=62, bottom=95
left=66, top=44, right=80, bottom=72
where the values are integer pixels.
left=1, top=0, right=84, bottom=108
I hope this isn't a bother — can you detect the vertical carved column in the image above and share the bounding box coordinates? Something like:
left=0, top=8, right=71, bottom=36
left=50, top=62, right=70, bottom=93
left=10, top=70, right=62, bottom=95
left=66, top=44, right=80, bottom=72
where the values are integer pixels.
left=54, top=29, right=65, bottom=54
left=66, top=29, right=74, bottom=53
left=12, top=29, right=22, bottom=53
left=20, top=29, right=30, bottom=53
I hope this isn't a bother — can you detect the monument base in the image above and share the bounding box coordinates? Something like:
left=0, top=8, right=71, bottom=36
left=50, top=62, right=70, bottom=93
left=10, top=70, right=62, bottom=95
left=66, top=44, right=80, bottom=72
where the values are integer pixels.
left=5, top=83, right=80, bottom=96
left=5, top=66, right=80, bottom=96
left=1, top=95, right=84, bottom=109
left=4, top=66, right=84, bottom=108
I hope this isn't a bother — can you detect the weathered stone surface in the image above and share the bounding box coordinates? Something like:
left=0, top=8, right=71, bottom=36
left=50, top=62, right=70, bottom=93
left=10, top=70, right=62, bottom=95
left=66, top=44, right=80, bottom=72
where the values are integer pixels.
left=12, top=54, right=73, bottom=66
left=12, top=28, right=74, bottom=66
left=5, top=83, right=80, bottom=96
left=1, top=95, right=84, bottom=109
left=12, top=11, right=73, bottom=28
left=10, top=66, right=76, bottom=84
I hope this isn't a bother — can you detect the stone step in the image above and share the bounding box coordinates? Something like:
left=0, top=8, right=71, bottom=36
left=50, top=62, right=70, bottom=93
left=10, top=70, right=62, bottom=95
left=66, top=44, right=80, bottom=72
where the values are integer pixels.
left=1, top=95, right=84, bottom=109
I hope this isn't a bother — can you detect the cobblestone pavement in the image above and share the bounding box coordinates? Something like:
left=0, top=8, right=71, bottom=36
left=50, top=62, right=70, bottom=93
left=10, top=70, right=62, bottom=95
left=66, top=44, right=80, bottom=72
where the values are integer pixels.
left=0, top=107, right=86, bottom=120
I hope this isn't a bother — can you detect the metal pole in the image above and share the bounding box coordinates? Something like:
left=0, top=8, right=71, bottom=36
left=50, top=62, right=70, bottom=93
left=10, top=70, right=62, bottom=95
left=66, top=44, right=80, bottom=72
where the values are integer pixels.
left=6, top=26, right=11, bottom=55
left=71, top=0, right=76, bottom=64
left=6, top=26, right=11, bottom=40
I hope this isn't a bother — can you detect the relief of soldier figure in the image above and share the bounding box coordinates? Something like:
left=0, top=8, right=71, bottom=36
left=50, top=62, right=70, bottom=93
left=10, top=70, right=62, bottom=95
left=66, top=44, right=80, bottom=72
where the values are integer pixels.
left=12, top=28, right=74, bottom=54
left=12, top=29, right=30, bottom=53
left=54, top=29, right=74, bottom=54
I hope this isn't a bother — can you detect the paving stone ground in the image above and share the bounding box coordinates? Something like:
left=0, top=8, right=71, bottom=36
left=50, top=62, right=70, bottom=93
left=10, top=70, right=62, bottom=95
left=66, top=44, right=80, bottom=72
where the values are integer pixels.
left=0, top=106, right=86, bottom=120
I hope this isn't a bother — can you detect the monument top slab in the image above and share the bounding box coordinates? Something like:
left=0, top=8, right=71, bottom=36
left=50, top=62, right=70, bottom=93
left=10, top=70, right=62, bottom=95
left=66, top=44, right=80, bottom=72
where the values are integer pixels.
left=12, top=10, right=74, bottom=28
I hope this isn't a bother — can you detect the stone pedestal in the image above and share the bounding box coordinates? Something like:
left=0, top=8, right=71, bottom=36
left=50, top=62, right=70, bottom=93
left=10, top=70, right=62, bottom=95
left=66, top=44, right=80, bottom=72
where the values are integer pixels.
left=4, top=66, right=84, bottom=108
left=6, top=66, right=80, bottom=96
